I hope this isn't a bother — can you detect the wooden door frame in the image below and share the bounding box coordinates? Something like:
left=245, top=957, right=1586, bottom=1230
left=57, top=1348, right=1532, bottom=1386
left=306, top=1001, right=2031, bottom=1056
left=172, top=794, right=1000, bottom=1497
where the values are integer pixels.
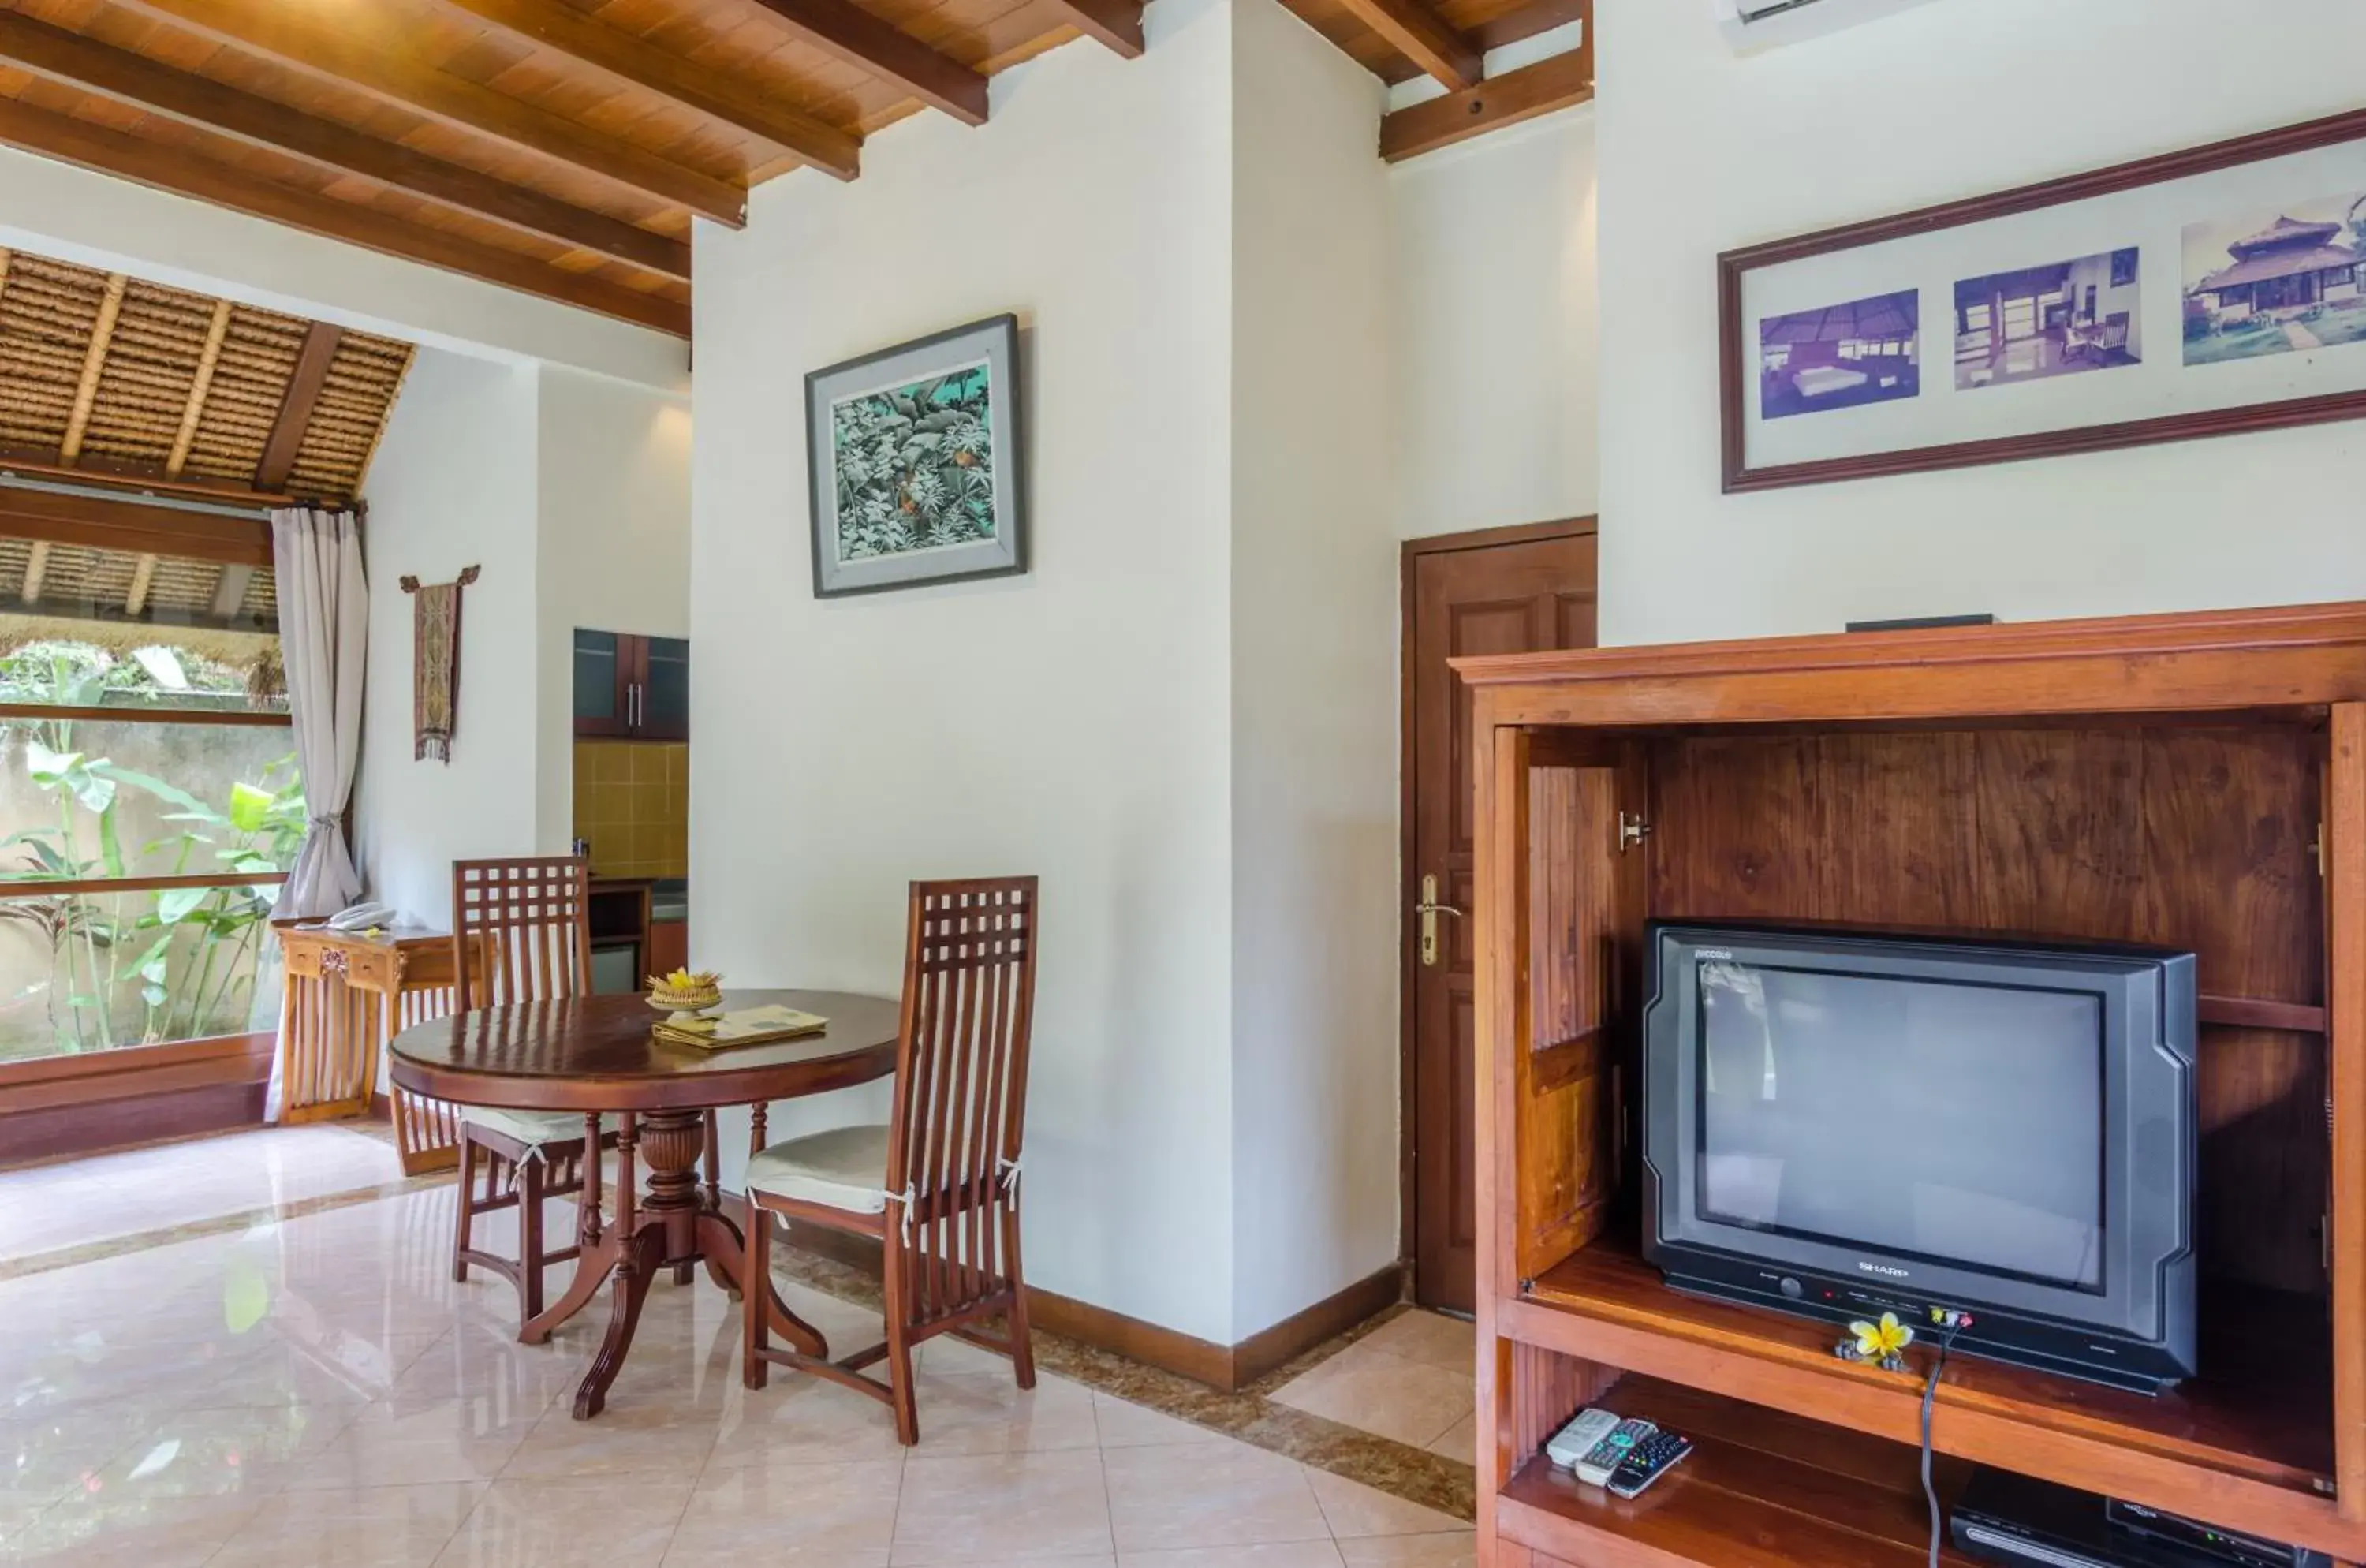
left=1398, top=516, right=1599, bottom=1298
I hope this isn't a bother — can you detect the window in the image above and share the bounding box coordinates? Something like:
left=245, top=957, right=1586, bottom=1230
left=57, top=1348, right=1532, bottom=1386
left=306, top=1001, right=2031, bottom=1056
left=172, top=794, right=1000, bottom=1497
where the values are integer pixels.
left=1962, top=302, right=1994, bottom=334
left=0, top=528, right=298, bottom=1066
left=2112, top=248, right=2140, bottom=288
left=2003, top=297, right=2039, bottom=341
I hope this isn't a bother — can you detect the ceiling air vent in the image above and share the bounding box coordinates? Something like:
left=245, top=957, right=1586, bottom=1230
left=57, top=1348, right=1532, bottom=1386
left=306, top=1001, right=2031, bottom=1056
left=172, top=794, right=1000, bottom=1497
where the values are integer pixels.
left=1711, top=0, right=1946, bottom=52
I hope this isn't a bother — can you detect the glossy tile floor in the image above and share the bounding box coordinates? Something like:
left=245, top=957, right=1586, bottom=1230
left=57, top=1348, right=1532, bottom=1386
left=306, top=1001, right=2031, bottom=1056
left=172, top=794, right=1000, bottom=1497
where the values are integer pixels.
left=0, top=1126, right=409, bottom=1259
left=0, top=1130, right=1472, bottom=1566
left=1271, top=1312, right=1476, bottom=1467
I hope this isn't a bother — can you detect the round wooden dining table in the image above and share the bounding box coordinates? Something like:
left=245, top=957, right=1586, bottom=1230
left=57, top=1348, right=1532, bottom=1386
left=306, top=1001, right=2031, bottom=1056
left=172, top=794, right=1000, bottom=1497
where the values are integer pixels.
left=387, top=989, right=899, bottom=1419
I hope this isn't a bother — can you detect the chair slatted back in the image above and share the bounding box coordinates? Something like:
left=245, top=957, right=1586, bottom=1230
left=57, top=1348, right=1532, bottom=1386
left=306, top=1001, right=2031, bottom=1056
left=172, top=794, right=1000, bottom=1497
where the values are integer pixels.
left=886, top=876, right=1039, bottom=1324
left=451, top=857, right=592, bottom=1011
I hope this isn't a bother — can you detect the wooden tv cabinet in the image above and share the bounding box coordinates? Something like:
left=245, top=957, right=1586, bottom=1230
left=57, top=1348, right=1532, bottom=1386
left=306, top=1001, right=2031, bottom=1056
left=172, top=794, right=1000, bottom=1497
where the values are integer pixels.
left=1457, top=603, right=2366, bottom=1567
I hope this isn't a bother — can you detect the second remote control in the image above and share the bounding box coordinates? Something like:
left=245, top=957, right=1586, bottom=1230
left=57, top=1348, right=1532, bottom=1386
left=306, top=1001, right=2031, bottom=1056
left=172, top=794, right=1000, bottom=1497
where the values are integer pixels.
left=1607, top=1430, right=1692, bottom=1499
left=1573, top=1417, right=1656, bottom=1485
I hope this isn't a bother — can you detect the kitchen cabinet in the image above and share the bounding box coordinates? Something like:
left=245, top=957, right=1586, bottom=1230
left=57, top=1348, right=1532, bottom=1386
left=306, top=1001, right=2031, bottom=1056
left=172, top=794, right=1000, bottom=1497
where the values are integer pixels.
left=573, top=629, right=689, bottom=740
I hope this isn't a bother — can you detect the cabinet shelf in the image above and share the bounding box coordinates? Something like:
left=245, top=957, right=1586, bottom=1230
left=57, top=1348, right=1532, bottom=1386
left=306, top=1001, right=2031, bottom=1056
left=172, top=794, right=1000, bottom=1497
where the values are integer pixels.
left=1504, top=1238, right=2349, bottom=1558
left=1461, top=607, right=2366, bottom=1568
left=1498, top=1376, right=1983, bottom=1568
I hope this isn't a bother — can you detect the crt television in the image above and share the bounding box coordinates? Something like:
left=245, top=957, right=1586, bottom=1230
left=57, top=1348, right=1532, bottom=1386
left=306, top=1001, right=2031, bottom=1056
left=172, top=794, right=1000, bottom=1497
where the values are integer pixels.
left=1640, top=922, right=2198, bottom=1392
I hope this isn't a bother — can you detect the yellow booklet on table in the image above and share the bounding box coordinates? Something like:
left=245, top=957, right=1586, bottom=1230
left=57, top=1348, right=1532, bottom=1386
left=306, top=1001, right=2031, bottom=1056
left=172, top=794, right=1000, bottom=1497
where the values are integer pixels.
left=654, top=1005, right=829, bottom=1051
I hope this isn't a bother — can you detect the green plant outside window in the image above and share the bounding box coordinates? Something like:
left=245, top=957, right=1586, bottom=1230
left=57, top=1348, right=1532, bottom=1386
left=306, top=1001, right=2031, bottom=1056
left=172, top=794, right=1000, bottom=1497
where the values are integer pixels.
left=0, top=640, right=304, bottom=1064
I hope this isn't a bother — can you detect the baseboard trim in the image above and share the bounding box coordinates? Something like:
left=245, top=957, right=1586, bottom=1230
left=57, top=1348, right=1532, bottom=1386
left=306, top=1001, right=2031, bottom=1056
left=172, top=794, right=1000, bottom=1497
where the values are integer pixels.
left=0, top=1079, right=266, bottom=1167
left=778, top=1219, right=1405, bottom=1394
left=1233, top=1260, right=1409, bottom=1388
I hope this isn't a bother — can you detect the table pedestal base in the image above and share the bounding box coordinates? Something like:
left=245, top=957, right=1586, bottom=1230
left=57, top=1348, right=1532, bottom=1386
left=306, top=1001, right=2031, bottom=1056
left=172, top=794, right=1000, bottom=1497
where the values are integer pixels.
left=517, top=1107, right=830, bottom=1419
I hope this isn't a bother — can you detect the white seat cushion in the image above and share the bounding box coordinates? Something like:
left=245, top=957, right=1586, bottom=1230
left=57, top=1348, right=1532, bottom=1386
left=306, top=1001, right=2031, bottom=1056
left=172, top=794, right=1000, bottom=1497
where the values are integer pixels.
left=464, top=1107, right=606, bottom=1148
left=745, top=1124, right=891, bottom=1215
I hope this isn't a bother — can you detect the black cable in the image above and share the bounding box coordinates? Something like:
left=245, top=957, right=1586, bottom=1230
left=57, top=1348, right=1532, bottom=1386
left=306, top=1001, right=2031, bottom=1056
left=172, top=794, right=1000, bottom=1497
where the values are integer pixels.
left=1923, top=1320, right=1965, bottom=1568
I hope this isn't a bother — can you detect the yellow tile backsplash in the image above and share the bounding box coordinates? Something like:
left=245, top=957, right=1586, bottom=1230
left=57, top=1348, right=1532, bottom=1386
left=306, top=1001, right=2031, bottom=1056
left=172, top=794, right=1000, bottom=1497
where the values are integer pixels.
left=573, top=739, right=689, bottom=878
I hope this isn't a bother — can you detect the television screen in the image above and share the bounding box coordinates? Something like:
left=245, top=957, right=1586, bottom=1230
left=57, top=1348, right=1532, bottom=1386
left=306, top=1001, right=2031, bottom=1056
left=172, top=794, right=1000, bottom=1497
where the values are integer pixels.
left=1695, top=960, right=2105, bottom=1290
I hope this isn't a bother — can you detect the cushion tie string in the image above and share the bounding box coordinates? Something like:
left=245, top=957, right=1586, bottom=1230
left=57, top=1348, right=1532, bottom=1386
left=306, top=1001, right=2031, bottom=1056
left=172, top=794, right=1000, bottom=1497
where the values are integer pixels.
left=894, top=1185, right=920, bottom=1247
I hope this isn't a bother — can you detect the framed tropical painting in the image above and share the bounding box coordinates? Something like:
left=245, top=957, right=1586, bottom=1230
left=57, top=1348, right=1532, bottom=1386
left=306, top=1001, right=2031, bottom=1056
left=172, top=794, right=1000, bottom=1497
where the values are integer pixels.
left=804, top=314, right=1027, bottom=598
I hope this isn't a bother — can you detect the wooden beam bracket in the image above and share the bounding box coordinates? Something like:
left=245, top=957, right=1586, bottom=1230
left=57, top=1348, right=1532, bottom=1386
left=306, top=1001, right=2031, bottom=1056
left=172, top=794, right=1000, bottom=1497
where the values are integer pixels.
left=745, top=0, right=990, bottom=126
left=1043, top=0, right=1144, bottom=57
left=1380, top=46, right=1595, bottom=163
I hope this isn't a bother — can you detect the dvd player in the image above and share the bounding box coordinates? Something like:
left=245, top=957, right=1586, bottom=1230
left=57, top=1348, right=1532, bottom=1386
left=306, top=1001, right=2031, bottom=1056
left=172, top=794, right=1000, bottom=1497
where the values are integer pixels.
left=1951, top=1468, right=2330, bottom=1568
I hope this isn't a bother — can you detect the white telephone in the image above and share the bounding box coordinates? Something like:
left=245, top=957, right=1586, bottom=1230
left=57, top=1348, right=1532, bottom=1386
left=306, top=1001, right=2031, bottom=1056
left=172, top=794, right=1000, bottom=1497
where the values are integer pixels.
left=324, top=902, right=400, bottom=932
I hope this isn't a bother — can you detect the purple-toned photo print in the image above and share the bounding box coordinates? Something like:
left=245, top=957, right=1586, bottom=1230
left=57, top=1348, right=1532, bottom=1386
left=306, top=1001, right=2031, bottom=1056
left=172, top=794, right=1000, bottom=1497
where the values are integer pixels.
left=1758, top=290, right=1920, bottom=420
left=1955, top=248, right=2142, bottom=390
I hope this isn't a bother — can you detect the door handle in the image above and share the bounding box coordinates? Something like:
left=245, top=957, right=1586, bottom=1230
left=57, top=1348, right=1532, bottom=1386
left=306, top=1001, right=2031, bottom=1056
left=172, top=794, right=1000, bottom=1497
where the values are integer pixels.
left=1417, top=873, right=1464, bottom=967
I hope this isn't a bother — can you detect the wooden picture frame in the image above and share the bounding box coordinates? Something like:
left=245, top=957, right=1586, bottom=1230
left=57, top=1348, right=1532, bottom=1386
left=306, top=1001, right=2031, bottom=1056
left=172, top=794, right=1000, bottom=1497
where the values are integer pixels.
left=1721, top=106, right=2366, bottom=491
left=804, top=314, right=1027, bottom=599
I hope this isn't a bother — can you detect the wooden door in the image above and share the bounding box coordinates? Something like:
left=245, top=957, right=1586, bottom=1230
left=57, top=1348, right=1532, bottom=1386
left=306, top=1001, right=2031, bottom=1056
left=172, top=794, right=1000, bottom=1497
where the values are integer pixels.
left=1406, top=523, right=1599, bottom=1313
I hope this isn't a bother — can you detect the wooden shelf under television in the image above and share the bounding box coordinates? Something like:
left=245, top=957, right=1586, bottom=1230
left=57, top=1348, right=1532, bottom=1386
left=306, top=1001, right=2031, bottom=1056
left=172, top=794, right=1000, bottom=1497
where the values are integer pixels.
left=1502, top=1235, right=2342, bottom=1552
left=1455, top=605, right=2366, bottom=1567
left=1498, top=1374, right=1987, bottom=1568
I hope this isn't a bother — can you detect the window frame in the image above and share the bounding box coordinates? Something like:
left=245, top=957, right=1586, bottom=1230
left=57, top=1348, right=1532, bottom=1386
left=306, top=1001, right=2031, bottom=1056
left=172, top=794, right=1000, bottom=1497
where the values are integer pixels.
left=0, top=487, right=303, bottom=1114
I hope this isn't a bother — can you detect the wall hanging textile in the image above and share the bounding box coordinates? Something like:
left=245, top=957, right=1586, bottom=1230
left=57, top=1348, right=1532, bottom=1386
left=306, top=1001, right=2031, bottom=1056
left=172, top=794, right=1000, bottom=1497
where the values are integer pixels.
left=401, top=564, right=479, bottom=763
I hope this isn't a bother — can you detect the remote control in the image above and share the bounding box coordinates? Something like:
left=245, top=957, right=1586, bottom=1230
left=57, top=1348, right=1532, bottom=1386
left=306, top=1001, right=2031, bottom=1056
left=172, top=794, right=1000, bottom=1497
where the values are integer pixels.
left=1573, top=1417, right=1657, bottom=1485
left=1545, top=1407, right=1623, bottom=1471
left=1607, top=1430, right=1693, bottom=1499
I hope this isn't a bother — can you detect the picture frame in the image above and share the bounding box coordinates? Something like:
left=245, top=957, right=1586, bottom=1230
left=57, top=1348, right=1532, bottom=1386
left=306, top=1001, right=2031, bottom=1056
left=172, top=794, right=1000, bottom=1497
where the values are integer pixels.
left=1720, top=106, right=2366, bottom=491
left=805, top=313, right=1027, bottom=597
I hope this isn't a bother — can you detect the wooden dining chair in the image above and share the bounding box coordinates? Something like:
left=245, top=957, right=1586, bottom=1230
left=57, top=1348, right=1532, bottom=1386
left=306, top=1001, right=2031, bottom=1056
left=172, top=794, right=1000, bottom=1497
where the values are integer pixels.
left=741, top=876, right=1040, bottom=1444
left=448, top=855, right=610, bottom=1327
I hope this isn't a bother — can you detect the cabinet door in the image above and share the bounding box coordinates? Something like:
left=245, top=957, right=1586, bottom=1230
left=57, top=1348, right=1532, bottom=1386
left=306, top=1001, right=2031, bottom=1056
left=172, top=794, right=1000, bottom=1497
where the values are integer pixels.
left=640, top=637, right=689, bottom=741
left=573, top=629, right=630, bottom=736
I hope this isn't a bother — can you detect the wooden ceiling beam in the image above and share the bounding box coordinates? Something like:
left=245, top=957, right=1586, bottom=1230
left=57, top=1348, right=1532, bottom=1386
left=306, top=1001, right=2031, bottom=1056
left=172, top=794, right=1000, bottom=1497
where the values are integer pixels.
left=207, top=562, right=253, bottom=619
left=1043, top=0, right=1144, bottom=57
left=0, top=95, right=689, bottom=335
left=0, top=9, right=690, bottom=280
left=112, top=0, right=748, bottom=226
left=0, top=446, right=291, bottom=507
left=743, top=0, right=989, bottom=126
left=1338, top=0, right=1480, bottom=89
left=432, top=0, right=860, bottom=181
left=1379, top=44, right=1593, bottom=162
left=0, top=485, right=271, bottom=567
left=124, top=553, right=156, bottom=615
left=166, top=301, right=231, bottom=478
left=254, top=323, right=343, bottom=492
left=59, top=273, right=127, bottom=465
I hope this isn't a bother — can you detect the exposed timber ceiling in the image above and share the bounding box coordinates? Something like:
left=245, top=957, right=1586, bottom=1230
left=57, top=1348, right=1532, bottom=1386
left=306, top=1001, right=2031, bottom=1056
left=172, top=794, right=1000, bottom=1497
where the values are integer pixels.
left=0, top=0, right=1586, bottom=341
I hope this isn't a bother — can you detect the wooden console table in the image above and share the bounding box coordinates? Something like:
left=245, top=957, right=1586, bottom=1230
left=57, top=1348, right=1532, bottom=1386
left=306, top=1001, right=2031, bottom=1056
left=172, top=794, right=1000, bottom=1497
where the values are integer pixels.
left=1459, top=603, right=2366, bottom=1566
left=276, top=923, right=483, bottom=1173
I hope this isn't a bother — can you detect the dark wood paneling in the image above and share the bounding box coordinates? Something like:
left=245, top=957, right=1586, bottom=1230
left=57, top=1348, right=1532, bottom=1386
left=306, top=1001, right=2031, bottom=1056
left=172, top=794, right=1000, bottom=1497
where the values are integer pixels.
left=1647, top=724, right=2327, bottom=1293
left=0, top=1078, right=263, bottom=1165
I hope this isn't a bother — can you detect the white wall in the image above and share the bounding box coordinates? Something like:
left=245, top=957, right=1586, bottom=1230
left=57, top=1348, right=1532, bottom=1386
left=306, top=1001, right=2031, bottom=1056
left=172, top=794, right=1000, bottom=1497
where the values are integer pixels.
left=356, top=354, right=692, bottom=919
left=0, top=146, right=685, bottom=391
left=532, top=370, right=694, bottom=849
left=1228, top=0, right=1401, bottom=1335
left=354, top=349, right=543, bottom=926
left=1388, top=99, right=1599, bottom=537
left=692, top=2, right=1243, bottom=1344
left=1597, top=0, right=2366, bottom=646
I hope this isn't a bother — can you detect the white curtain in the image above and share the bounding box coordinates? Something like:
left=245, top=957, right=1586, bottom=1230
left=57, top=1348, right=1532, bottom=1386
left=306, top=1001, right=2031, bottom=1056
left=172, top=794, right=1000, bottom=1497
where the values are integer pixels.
left=270, top=506, right=368, bottom=918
